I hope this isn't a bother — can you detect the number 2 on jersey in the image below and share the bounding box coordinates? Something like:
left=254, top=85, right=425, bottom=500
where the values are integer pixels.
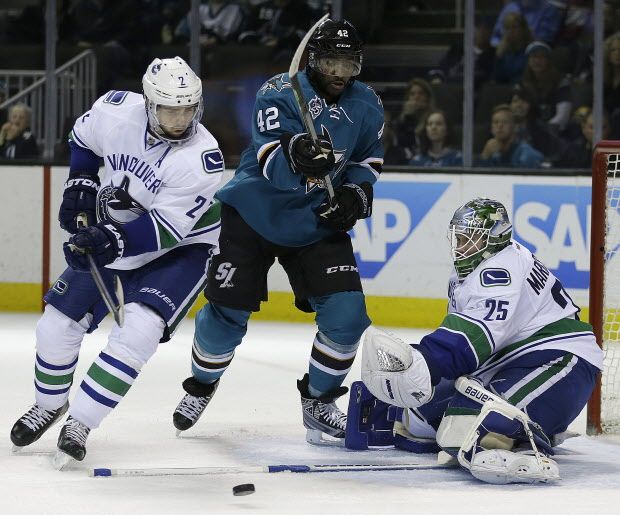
left=257, top=107, right=280, bottom=132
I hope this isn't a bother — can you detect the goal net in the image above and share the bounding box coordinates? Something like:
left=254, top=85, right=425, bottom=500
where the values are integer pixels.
left=588, top=141, right=620, bottom=434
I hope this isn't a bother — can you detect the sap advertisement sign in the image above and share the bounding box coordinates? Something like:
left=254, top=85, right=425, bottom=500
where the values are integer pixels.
left=513, top=185, right=591, bottom=289
left=263, top=173, right=594, bottom=302
left=351, top=181, right=450, bottom=279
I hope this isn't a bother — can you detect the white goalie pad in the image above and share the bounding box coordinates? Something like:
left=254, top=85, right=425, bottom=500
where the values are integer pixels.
left=452, top=377, right=560, bottom=485
left=469, top=449, right=559, bottom=485
left=361, top=326, right=434, bottom=409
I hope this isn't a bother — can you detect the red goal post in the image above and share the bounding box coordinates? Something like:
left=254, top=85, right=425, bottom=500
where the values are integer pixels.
left=588, top=140, right=620, bottom=434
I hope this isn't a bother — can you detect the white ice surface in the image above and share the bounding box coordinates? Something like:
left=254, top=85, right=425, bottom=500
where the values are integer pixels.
left=2, top=313, right=620, bottom=515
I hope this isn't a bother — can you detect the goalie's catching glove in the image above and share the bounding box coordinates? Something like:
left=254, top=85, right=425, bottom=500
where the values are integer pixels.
left=280, top=132, right=335, bottom=179
left=58, top=173, right=100, bottom=233
left=63, top=222, right=126, bottom=270
left=319, top=182, right=373, bottom=232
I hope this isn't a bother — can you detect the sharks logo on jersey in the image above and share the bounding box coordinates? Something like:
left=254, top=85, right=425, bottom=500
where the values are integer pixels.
left=305, top=125, right=347, bottom=194
left=97, top=175, right=147, bottom=224
left=260, top=74, right=292, bottom=95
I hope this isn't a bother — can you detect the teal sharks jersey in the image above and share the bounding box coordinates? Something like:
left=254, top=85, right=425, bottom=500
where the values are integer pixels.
left=216, top=71, right=384, bottom=246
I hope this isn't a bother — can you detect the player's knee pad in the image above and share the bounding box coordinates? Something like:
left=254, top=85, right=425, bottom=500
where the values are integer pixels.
left=35, top=304, right=91, bottom=362
left=361, top=326, right=434, bottom=409
left=105, top=302, right=165, bottom=371
left=194, top=302, right=250, bottom=355
left=314, top=291, right=370, bottom=344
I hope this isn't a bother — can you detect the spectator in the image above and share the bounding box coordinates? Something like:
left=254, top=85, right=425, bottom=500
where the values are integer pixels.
left=604, top=32, right=620, bottom=138
left=477, top=104, right=544, bottom=168
left=394, top=78, right=435, bottom=160
left=382, top=110, right=409, bottom=165
left=510, top=84, right=565, bottom=161
left=175, top=0, right=246, bottom=46
left=239, top=0, right=312, bottom=59
left=491, top=0, right=563, bottom=47
left=410, top=110, right=462, bottom=167
left=0, top=103, right=39, bottom=159
left=493, top=11, right=532, bottom=84
left=436, top=15, right=495, bottom=90
left=521, top=41, right=572, bottom=131
left=0, top=80, right=7, bottom=126
left=556, top=110, right=609, bottom=168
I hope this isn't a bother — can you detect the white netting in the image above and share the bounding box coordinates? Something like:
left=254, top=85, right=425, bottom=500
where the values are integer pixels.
left=601, top=153, right=620, bottom=432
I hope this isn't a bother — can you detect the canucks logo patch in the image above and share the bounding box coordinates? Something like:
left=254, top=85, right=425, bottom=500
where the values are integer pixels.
left=97, top=176, right=147, bottom=224
left=202, top=149, right=224, bottom=174
left=480, top=268, right=511, bottom=287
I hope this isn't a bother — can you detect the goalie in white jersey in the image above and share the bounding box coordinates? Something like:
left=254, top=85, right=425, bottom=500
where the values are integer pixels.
left=354, top=198, right=603, bottom=484
left=10, top=57, right=223, bottom=467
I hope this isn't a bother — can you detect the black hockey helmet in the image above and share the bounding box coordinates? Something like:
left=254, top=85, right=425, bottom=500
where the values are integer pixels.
left=307, top=19, right=363, bottom=77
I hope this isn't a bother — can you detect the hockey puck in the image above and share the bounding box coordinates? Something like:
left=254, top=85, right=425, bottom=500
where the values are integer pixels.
left=233, top=483, right=255, bottom=496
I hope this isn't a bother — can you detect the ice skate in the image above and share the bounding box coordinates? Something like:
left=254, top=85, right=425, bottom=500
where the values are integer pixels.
left=10, top=402, right=69, bottom=452
left=297, top=374, right=348, bottom=446
left=53, top=416, right=91, bottom=470
left=173, top=377, right=219, bottom=435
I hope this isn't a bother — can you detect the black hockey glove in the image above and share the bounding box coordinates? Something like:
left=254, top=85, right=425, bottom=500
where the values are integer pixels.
left=280, top=132, right=335, bottom=179
left=63, top=222, right=126, bottom=270
left=58, top=173, right=100, bottom=233
left=319, top=182, right=373, bottom=232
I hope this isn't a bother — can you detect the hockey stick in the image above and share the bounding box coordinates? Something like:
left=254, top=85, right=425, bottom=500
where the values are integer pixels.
left=91, top=462, right=454, bottom=477
left=75, top=213, right=125, bottom=327
left=288, top=13, right=338, bottom=209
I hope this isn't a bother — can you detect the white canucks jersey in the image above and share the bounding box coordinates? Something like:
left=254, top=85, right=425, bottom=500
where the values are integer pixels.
left=436, top=240, right=603, bottom=382
left=70, top=91, right=223, bottom=270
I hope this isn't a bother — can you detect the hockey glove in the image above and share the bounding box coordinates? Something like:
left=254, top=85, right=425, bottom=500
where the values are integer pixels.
left=280, top=132, right=335, bottom=179
left=319, top=182, right=373, bottom=232
left=63, top=222, right=126, bottom=270
left=58, top=173, right=100, bottom=233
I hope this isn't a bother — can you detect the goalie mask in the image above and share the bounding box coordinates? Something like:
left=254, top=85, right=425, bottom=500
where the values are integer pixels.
left=142, top=56, right=203, bottom=145
left=307, top=19, right=363, bottom=78
left=448, top=198, right=512, bottom=279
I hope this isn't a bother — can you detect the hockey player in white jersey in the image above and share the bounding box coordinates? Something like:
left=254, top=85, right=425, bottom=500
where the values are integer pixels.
left=356, top=198, right=603, bottom=484
left=10, top=56, right=223, bottom=467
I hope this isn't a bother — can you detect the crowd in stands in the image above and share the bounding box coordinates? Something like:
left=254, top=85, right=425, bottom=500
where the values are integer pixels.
left=0, top=0, right=618, bottom=169
left=383, top=0, right=620, bottom=169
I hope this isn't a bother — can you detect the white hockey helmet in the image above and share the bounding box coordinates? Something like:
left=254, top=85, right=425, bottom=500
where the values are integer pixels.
left=142, top=56, right=203, bottom=145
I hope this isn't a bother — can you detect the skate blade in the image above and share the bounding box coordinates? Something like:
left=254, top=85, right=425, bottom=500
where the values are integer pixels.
left=175, top=429, right=183, bottom=437
left=306, top=429, right=345, bottom=447
left=12, top=445, right=53, bottom=456
left=51, top=450, right=75, bottom=471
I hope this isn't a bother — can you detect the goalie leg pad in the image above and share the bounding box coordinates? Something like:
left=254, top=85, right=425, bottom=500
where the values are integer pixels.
left=345, top=381, right=398, bottom=450
left=361, top=326, right=434, bottom=409
left=438, top=377, right=560, bottom=484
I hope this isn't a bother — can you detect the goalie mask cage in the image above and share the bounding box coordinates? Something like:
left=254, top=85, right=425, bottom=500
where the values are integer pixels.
left=588, top=140, right=620, bottom=434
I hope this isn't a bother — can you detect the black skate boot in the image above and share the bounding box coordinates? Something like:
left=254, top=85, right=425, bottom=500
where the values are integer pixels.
left=297, top=373, right=348, bottom=446
left=173, top=377, right=219, bottom=433
left=53, top=416, right=91, bottom=469
left=10, top=402, right=69, bottom=450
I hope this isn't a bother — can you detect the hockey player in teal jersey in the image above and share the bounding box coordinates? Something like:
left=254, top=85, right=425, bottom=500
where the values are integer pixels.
left=173, top=18, right=384, bottom=445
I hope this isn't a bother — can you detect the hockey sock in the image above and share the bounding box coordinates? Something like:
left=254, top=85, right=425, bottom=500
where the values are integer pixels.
left=308, top=332, right=358, bottom=396
left=70, top=351, right=139, bottom=429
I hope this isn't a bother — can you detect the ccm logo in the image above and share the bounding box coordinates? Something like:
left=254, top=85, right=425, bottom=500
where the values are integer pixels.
left=326, top=265, right=358, bottom=274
